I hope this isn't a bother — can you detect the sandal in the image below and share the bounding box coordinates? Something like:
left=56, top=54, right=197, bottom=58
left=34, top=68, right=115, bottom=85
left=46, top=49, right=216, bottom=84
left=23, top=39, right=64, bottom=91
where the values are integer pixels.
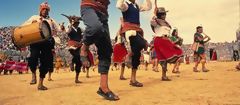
left=30, top=79, right=37, bottom=85
left=75, top=80, right=82, bottom=84
left=38, top=85, right=48, bottom=91
left=129, top=81, right=143, bottom=87
left=119, top=77, right=127, bottom=80
left=80, top=45, right=90, bottom=67
left=236, top=65, right=240, bottom=70
left=162, top=77, right=171, bottom=81
left=172, top=70, right=180, bottom=74
left=193, top=67, right=200, bottom=72
left=97, top=88, right=119, bottom=101
left=202, top=68, right=209, bottom=72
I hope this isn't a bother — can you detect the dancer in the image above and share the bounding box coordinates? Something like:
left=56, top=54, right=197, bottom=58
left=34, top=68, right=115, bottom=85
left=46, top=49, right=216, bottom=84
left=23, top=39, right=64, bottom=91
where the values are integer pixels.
left=116, top=0, right=152, bottom=87
left=66, top=15, right=83, bottom=83
left=170, top=29, right=183, bottom=74
left=150, top=7, right=183, bottom=81
left=192, top=26, right=211, bottom=72
left=80, top=0, right=119, bottom=100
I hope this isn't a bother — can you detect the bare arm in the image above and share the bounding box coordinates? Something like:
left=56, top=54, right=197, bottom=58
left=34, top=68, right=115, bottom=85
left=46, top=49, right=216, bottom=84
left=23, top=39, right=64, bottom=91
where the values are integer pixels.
left=21, top=15, right=39, bottom=26
left=139, top=0, right=152, bottom=12
left=150, top=16, right=158, bottom=27
left=204, top=36, right=211, bottom=43
left=116, top=0, right=129, bottom=12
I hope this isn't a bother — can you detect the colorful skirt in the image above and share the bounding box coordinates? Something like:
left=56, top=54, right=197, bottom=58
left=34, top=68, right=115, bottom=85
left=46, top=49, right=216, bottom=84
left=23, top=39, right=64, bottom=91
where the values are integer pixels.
left=211, top=51, right=217, bottom=60
left=195, top=47, right=205, bottom=54
left=87, top=51, right=94, bottom=66
left=154, top=37, right=183, bottom=63
left=113, top=43, right=128, bottom=63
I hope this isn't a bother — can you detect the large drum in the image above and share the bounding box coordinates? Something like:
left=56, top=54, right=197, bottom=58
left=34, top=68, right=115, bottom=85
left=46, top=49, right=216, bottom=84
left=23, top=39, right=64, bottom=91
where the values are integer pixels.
left=12, top=20, right=51, bottom=48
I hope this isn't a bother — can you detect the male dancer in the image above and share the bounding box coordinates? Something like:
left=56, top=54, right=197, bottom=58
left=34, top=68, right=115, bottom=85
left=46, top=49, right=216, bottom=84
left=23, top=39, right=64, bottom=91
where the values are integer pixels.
left=116, top=0, right=152, bottom=87
left=66, top=16, right=83, bottom=83
left=80, top=0, right=119, bottom=100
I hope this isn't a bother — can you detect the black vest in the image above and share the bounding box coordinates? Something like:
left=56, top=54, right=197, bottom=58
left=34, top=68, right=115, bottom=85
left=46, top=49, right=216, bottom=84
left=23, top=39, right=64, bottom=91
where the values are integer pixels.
left=122, top=2, right=140, bottom=24
left=68, top=27, right=82, bottom=42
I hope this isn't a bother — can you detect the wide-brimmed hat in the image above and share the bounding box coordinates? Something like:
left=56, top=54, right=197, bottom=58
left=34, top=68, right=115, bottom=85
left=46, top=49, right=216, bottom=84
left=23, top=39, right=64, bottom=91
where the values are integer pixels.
left=70, top=16, right=81, bottom=23
left=156, top=7, right=168, bottom=13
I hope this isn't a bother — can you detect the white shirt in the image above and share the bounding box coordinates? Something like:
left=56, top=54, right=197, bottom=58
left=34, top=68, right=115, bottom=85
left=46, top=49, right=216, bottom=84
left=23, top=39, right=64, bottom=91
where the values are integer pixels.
left=71, top=26, right=77, bottom=32
left=116, top=0, right=152, bottom=12
left=154, top=26, right=171, bottom=37
left=22, top=15, right=60, bottom=36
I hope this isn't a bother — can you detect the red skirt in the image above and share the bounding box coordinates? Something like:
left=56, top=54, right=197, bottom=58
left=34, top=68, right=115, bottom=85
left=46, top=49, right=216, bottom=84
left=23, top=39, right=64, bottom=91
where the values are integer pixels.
left=113, top=43, right=128, bottom=63
left=87, top=51, right=94, bottom=66
left=211, top=51, right=217, bottom=60
left=154, top=37, right=183, bottom=63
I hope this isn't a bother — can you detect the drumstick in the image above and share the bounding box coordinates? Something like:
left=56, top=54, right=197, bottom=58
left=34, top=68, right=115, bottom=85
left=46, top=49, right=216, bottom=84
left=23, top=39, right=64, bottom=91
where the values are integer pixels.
left=61, top=14, right=82, bottom=21
left=61, top=14, right=71, bottom=20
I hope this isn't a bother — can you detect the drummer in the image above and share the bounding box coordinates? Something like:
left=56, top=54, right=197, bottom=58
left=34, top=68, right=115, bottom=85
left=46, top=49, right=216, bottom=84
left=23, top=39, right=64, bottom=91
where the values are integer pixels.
left=21, top=2, right=60, bottom=90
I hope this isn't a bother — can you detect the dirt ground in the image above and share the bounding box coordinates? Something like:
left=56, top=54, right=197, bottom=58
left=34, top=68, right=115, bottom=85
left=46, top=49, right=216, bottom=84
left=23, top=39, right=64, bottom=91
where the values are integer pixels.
left=0, top=61, right=240, bottom=105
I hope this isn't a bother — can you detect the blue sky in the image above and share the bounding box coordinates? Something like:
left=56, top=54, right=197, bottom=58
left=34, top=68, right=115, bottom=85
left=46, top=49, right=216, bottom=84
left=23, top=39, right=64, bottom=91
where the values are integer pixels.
left=0, top=0, right=239, bottom=44
left=0, top=0, right=132, bottom=41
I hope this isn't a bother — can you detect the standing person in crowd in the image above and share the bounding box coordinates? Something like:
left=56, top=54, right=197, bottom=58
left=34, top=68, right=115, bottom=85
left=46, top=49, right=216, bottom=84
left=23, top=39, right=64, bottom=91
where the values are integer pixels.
left=0, top=59, right=4, bottom=75
left=113, top=17, right=128, bottom=80
left=192, top=26, right=211, bottom=72
left=4, top=57, right=15, bottom=75
left=143, top=48, right=150, bottom=71
left=211, top=49, right=217, bottom=61
left=22, top=2, right=59, bottom=90
left=150, top=37, right=159, bottom=72
left=80, top=0, right=119, bottom=100
left=54, top=55, right=63, bottom=73
left=232, top=42, right=239, bottom=61
left=82, top=50, right=94, bottom=78
left=116, top=0, right=152, bottom=87
left=150, top=7, right=183, bottom=81
left=170, top=29, right=183, bottom=74
left=47, top=39, right=55, bottom=81
left=185, top=54, right=190, bottom=64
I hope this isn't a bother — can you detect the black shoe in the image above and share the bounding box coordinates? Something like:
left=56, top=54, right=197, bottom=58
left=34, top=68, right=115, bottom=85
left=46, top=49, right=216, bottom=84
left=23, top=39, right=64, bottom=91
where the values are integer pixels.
left=97, top=88, right=119, bottom=101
